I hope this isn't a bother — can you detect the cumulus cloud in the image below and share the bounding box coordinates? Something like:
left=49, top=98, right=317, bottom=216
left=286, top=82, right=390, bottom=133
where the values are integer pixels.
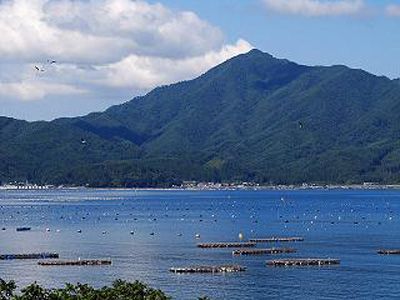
left=99, top=39, right=253, bottom=89
left=262, top=0, right=365, bottom=16
left=0, top=0, right=252, bottom=103
left=0, top=81, right=86, bottom=101
left=386, top=4, right=400, bottom=17
left=0, top=0, right=224, bottom=64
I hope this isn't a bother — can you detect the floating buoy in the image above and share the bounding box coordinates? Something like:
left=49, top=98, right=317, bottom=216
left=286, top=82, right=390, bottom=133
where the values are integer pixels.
left=238, top=232, right=244, bottom=241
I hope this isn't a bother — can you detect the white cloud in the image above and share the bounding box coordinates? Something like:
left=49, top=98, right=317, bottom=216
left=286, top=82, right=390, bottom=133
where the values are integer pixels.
left=262, top=0, right=365, bottom=16
left=0, top=81, right=86, bottom=101
left=0, top=0, right=125, bottom=64
left=0, top=0, right=225, bottom=64
left=0, top=0, right=252, bottom=104
left=99, top=39, right=253, bottom=89
left=386, top=4, right=400, bottom=17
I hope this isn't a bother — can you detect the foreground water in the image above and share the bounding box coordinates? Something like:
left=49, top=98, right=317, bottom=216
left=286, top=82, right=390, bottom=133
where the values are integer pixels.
left=1, top=189, right=400, bottom=299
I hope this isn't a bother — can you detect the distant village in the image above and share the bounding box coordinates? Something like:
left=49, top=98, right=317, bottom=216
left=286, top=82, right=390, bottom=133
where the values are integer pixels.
left=176, top=181, right=400, bottom=190
left=0, top=181, right=55, bottom=190
left=1, top=180, right=400, bottom=191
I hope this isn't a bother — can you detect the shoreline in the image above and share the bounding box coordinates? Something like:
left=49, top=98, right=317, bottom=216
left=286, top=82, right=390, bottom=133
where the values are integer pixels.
left=2, top=184, right=400, bottom=191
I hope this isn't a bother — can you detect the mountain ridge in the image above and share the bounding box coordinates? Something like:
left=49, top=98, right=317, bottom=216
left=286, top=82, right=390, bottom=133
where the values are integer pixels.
left=2, top=49, right=400, bottom=186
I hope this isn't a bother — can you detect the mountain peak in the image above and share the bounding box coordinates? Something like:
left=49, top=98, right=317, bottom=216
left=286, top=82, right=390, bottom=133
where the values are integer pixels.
left=246, top=48, right=273, bottom=57
left=199, top=48, right=294, bottom=82
left=234, top=48, right=277, bottom=62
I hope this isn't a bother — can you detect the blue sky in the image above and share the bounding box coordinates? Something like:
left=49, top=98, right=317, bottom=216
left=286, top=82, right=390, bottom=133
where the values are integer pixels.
left=0, top=0, right=399, bottom=121
left=161, top=0, right=400, bottom=78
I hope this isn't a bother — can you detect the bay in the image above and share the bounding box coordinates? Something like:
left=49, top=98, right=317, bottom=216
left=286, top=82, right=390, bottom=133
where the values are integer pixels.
left=0, top=189, right=400, bottom=299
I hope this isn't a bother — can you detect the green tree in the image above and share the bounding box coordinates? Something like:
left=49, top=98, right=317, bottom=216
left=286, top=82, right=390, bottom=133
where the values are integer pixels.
left=0, top=279, right=16, bottom=300
left=0, top=279, right=170, bottom=300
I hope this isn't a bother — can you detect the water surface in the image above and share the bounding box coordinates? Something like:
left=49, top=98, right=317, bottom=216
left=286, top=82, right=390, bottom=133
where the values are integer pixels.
left=1, top=189, right=399, bottom=299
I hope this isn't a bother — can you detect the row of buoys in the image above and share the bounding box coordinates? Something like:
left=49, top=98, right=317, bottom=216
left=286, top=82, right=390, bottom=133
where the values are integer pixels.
left=1, top=227, right=197, bottom=237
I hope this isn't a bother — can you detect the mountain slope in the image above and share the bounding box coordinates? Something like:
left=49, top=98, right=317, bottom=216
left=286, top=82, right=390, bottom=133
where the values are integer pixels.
left=2, top=49, right=400, bottom=186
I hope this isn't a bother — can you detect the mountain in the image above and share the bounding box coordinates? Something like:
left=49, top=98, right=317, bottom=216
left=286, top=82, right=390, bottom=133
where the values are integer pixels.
left=2, top=49, right=400, bottom=186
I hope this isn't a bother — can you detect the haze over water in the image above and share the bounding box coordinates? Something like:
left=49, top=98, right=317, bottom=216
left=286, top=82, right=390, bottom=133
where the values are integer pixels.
left=1, top=189, right=400, bottom=299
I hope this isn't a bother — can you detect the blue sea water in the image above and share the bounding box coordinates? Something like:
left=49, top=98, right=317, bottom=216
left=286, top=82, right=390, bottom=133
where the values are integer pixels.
left=1, top=188, right=400, bottom=299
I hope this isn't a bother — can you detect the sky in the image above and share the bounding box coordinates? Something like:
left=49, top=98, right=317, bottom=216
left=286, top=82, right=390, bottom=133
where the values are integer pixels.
left=0, top=0, right=399, bottom=121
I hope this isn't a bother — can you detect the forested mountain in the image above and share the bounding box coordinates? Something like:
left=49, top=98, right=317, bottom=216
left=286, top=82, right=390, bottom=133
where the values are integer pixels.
left=2, top=49, right=400, bottom=186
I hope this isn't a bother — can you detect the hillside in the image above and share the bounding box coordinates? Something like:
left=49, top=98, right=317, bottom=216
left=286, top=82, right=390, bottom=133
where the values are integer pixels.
left=2, top=49, right=400, bottom=186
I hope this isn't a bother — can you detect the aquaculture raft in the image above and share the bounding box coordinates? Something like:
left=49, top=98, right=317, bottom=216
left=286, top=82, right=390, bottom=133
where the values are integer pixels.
left=170, top=265, right=246, bottom=273
left=0, top=253, right=59, bottom=260
left=197, top=242, right=256, bottom=248
left=16, top=227, right=31, bottom=232
left=232, top=248, right=296, bottom=256
left=249, top=237, right=304, bottom=243
left=267, top=258, right=340, bottom=267
left=38, top=259, right=112, bottom=266
left=377, top=249, right=400, bottom=255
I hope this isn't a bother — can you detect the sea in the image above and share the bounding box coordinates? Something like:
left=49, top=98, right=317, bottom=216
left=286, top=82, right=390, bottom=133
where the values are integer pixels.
left=1, top=188, right=400, bottom=299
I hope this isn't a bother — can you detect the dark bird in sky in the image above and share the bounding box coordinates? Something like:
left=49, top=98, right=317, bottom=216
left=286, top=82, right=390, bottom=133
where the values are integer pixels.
left=35, top=60, right=56, bottom=73
left=34, top=65, right=45, bottom=72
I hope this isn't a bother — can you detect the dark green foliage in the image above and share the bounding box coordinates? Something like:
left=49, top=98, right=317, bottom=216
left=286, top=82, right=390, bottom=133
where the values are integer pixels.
left=0, top=278, right=16, bottom=300
left=0, top=279, right=170, bottom=300
left=2, top=49, right=400, bottom=185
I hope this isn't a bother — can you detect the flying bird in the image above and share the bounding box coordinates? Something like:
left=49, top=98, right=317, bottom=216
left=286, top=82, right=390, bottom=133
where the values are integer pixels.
left=34, top=65, right=45, bottom=72
left=35, top=59, right=56, bottom=73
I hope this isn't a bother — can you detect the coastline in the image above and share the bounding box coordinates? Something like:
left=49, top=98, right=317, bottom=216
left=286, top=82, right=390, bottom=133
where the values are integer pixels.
left=2, top=183, right=400, bottom=191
